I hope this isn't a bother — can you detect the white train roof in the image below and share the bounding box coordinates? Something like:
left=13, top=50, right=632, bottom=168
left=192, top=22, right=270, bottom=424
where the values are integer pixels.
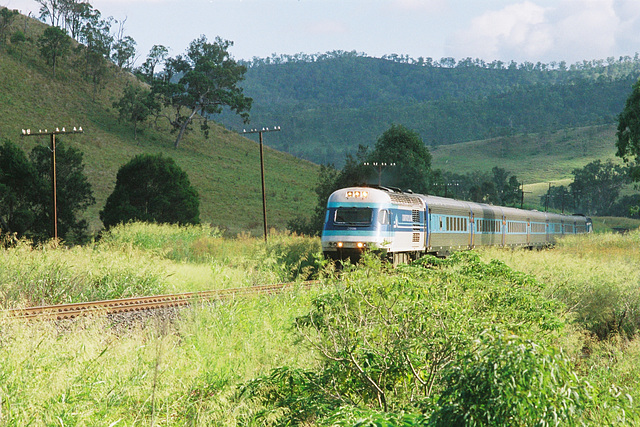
left=329, top=186, right=590, bottom=223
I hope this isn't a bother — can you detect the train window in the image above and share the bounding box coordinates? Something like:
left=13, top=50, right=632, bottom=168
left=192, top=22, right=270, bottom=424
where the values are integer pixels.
left=334, top=207, right=373, bottom=225
left=531, top=223, right=546, bottom=233
left=378, top=209, right=390, bottom=225
left=508, top=222, right=527, bottom=233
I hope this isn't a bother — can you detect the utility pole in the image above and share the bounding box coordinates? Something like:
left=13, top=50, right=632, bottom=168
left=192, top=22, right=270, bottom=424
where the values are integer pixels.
left=363, top=162, right=396, bottom=186
left=546, top=182, right=551, bottom=212
left=519, top=182, right=532, bottom=209
left=20, top=127, right=84, bottom=240
left=241, top=126, right=281, bottom=242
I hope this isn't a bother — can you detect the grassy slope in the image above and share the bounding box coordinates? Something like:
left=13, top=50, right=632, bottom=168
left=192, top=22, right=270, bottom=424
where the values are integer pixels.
left=0, top=15, right=318, bottom=236
left=431, top=124, right=619, bottom=183
left=430, top=124, right=629, bottom=204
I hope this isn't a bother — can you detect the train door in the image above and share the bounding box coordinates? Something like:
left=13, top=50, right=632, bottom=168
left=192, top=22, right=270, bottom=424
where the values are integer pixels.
left=423, top=205, right=428, bottom=251
left=527, top=218, right=531, bottom=246
left=427, top=207, right=432, bottom=251
left=546, top=219, right=550, bottom=243
left=469, top=211, right=475, bottom=249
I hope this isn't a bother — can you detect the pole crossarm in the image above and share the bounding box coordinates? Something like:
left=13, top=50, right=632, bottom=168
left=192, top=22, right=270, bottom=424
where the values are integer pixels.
left=20, top=127, right=84, bottom=137
left=241, top=126, right=281, bottom=135
left=364, top=161, right=397, bottom=186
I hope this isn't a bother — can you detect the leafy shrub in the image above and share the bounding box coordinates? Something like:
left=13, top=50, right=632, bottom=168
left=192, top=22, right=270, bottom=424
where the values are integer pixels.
left=249, top=233, right=325, bottom=282
left=431, top=329, right=592, bottom=426
left=241, top=252, right=567, bottom=424
left=240, top=367, right=342, bottom=426
left=100, top=153, right=200, bottom=229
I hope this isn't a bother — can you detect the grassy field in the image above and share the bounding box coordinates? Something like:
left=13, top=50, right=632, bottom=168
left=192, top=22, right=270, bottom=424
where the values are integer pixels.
left=1, top=223, right=640, bottom=424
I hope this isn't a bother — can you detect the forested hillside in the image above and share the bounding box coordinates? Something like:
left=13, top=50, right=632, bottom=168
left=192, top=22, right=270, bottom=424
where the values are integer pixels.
left=0, top=11, right=318, bottom=236
left=218, top=52, right=640, bottom=166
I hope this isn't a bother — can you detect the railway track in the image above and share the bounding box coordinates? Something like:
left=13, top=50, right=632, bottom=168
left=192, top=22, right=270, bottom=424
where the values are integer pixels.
left=7, top=281, right=318, bottom=321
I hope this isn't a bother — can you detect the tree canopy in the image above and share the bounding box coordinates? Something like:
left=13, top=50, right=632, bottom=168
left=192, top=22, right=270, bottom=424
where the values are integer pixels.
left=0, top=140, right=40, bottom=236
left=617, top=79, right=640, bottom=182
left=569, top=159, right=628, bottom=216
left=366, top=124, right=433, bottom=193
left=100, top=154, right=200, bottom=229
left=0, top=139, right=94, bottom=243
left=38, top=26, right=72, bottom=78
left=154, top=35, right=252, bottom=148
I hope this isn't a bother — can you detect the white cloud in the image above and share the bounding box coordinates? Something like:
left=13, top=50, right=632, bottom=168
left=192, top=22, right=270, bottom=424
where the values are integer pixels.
left=447, top=0, right=638, bottom=63
left=612, top=0, right=640, bottom=58
left=448, top=1, right=552, bottom=61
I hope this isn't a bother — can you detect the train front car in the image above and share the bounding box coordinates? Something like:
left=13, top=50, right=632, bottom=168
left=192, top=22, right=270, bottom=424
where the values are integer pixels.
left=321, top=187, right=427, bottom=263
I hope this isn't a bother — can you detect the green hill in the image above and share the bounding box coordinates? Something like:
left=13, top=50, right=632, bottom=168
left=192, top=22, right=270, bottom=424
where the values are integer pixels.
left=0, top=13, right=318, bottom=236
left=430, top=124, right=625, bottom=207
left=431, top=124, right=619, bottom=183
left=218, top=52, right=640, bottom=168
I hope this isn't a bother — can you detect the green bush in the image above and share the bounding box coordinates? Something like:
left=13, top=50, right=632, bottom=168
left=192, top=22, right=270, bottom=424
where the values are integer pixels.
left=100, top=153, right=200, bottom=229
left=431, top=330, right=591, bottom=426
left=242, top=252, right=568, bottom=424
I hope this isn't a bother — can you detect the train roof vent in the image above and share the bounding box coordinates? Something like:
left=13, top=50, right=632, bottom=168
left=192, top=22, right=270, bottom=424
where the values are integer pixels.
left=389, top=193, right=422, bottom=205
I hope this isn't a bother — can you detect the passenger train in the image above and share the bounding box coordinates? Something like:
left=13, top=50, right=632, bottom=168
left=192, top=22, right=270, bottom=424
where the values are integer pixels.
left=321, top=186, right=592, bottom=264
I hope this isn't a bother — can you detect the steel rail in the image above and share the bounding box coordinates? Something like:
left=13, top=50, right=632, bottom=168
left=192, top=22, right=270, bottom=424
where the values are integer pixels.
left=7, top=281, right=319, bottom=321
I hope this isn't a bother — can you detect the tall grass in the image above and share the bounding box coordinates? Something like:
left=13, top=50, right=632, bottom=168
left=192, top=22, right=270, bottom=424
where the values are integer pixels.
left=99, top=222, right=324, bottom=284
left=0, top=286, right=319, bottom=425
left=97, top=222, right=223, bottom=262
left=0, top=223, right=324, bottom=307
left=3, top=224, right=640, bottom=424
left=0, top=239, right=164, bottom=307
left=479, top=231, right=640, bottom=339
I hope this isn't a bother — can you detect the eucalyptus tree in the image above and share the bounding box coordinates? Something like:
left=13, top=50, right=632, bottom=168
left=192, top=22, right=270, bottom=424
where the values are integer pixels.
left=113, top=84, right=160, bottom=138
left=36, top=0, right=64, bottom=27
left=138, top=44, right=168, bottom=82
left=154, top=35, right=252, bottom=148
left=617, top=79, right=640, bottom=183
left=111, top=35, right=136, bottom=69
left=0, top=7, right=19, bottom=48
left=77, top=9, right=112, bottom=92
left=38, top=26, right=71, bottom=78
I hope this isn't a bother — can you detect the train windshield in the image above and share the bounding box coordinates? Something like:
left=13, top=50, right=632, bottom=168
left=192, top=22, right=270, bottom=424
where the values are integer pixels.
left=334, top=207, right=373, bottom=225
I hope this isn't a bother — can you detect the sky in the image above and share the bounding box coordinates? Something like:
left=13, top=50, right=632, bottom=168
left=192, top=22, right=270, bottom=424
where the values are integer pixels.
left=3, top=0, right=640, bottom=66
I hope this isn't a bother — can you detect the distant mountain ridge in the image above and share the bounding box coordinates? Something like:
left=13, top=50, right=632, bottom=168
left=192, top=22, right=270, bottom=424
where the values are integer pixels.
left=218, top=52, right=640, bottom=166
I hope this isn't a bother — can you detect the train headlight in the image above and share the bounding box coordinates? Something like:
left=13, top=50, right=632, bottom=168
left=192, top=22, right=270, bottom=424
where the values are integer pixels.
left=337, top=242, right=343, bottom=248
left=345, top=190, right=369, bottom=199
left=357, top=242, right=364, bottom=248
